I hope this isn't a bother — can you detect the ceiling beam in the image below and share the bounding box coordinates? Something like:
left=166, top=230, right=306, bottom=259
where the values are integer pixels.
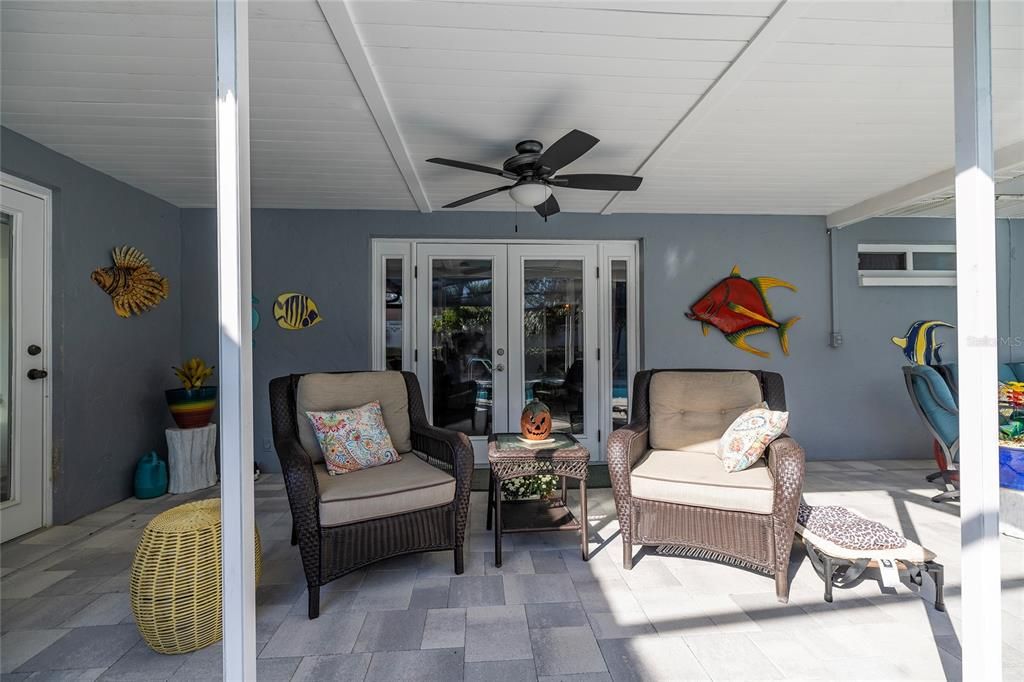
left=826, top=140, right=1024, bottom=228
left=600, top=0, right=807, bottom=215
left=317, top=0, right=432, bottom=212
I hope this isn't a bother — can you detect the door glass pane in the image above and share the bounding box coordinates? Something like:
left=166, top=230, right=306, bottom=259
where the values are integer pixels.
left=384, top=258, right=404, bottom=370
left=430, top=259, right=493, bottom=436
left=1, top=212, right=13, bottom=503
left=611, top=260, right=629, bottom=429
left=523, top=260, right=584, bottom=435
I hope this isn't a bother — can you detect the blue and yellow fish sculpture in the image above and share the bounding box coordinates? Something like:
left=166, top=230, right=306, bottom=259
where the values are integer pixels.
left=891, top=320, right=954, bottom=365
left=273, top=292, right=322, bottom=330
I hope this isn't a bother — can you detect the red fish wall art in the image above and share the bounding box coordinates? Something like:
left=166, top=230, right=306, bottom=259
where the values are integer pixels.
left=686, top=265, right=800, bottom=359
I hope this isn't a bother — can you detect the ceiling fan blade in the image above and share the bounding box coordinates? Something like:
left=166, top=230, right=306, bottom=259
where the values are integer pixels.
left=536, top=129, right=598, bottom=174
left=534, top=194, right=560, bottom=218
left=427, top=157, right=517, bottom=179
left=551, top=174, right=643, bottom=191
left=442, top=185, right=512, bottom=209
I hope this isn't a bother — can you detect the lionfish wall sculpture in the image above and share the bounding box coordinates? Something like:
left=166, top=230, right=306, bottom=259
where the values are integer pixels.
left=91, top=246, right=170, bottom=318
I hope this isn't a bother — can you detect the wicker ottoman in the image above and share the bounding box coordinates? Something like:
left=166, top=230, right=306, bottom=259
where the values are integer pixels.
left=130, top=499, right=262, bottom=653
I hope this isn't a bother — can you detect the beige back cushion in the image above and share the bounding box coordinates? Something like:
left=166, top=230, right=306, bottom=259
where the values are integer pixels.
left=649, top=371, right=763, bottom=450
left=296, top=372, right=412, bottom=460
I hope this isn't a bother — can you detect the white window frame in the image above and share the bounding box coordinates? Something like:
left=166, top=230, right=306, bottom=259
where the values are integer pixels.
left=598, top=242, right=640, bottom=451
left=370, top=238, right=640, bottom=461
left=370, top=240, right=413, bottom=371
left=857, top=242, right=957, bottom=286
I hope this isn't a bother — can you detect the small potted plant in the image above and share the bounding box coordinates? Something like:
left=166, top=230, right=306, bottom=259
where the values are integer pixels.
left=166, top=357, right=217, bottom=429
left=502, top=474, right=560, bottom=501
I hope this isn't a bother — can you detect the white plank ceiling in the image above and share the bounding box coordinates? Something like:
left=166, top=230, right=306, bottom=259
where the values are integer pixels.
left=1, top=0, right=1022, bottom=217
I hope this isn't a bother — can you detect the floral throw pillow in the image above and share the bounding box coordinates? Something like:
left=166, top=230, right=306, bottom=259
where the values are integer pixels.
left=306, top=401, right=401, bottom=475
left=717, top=407, right=789, bottom=473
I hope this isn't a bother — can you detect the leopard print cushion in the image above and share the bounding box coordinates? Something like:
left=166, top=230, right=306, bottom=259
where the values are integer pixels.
left=797, top=504, right=907, bottom=551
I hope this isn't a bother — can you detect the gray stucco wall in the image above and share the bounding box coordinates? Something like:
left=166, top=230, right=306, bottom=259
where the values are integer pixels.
left=2, top=128, right=182, bottom=523
left=6, top=121, right=1020, bottom=519
left=179, top=209, right=1022, bottom=471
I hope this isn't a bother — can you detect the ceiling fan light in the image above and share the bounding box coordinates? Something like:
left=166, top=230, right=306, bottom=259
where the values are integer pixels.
left=509, top=182, right=552, bottom=208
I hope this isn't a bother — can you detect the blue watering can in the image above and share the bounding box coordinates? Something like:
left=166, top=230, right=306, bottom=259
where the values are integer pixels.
left=134, top=451, right=168, bottom=499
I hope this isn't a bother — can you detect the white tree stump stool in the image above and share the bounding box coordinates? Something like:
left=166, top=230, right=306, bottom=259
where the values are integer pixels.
left=166, top=425, right=218, bottom=494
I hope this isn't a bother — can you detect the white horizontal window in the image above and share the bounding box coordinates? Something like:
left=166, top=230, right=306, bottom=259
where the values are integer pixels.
left=857, top=243, right=956, bottom=287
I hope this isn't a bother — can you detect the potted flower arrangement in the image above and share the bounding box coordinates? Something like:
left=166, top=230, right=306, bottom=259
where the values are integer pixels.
left=166, top=357, right=217, bottom=429
left=502, top=474, right=560, bottom=501
left=999, top=381, right=1024, bottom=490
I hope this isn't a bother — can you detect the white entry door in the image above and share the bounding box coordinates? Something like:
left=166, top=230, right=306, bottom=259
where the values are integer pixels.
left=0, top=184, right=49, bottom=542
left=416, top=243, right=599, bottom=462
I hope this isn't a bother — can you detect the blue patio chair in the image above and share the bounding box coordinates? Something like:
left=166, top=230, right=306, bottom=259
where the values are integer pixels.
left=902, top=365, right=959, bottom=502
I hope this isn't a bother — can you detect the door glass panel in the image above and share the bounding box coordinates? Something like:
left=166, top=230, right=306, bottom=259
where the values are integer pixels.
left=430, top=259, right=493, bottom=436
left=522, top=260, right=584, bottom=435
left=610, top=260, right=629, bottom=429
left=384, top=258, right=404, bottom=370
left=1, top=212, right=13, bottom=503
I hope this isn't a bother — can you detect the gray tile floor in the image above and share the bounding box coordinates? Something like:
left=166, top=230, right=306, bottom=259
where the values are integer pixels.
left=2, top=460, right=1022, bottom=681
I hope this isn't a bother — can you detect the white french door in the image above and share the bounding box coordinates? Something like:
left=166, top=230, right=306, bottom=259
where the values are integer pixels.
left=375, top=239, right=639, bottom=466
left=1, top=180, right=50, bottom=542
left=414, top=243, right=602, bottom=463
left=415, top=244, right=511, bottom=458
left=507, top=244, right=599, bottom=455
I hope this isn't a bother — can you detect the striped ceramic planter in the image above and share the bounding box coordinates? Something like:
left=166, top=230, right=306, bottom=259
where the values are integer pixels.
left=165, top=387, right=217, bottom=429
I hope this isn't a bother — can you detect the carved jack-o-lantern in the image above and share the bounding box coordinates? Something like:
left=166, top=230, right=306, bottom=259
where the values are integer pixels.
left=520, top=399, right=553, bottom=440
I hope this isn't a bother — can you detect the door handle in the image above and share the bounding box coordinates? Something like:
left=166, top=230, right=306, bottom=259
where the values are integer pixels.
left=494, top=364, right=505, bottom=372
left=27, top=369, right=48, bottom=380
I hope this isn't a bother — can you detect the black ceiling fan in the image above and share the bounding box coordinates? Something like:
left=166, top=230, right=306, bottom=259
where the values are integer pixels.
left=426, top=129, right=643, bottom=218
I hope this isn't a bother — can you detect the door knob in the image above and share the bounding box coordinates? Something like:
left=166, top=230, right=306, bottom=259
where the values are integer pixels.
left=27, top=344, right=41, bottom=356
left=27, top=368, right=48, bottom=380
left=494, top=364, right=505, bottom=372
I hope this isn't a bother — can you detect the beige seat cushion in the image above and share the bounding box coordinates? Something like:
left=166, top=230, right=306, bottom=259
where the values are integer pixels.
left=297, top=372, right=411, bottom=461
left=631, top=449, right=775, bottom=514
left=314, top=454, right=455, bottom=527
left=649, top=371, right=763, bottom=451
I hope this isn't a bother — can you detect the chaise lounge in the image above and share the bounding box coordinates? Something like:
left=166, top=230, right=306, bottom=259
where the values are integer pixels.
left=269, top=370, right=473, bottom=618
left=607, top=369, right=806, bottom=602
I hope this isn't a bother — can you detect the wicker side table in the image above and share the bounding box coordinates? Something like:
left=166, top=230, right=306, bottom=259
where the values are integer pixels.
left=487, top=432, right=590, bottom=567
left=130, top=499, right=262, bottom=654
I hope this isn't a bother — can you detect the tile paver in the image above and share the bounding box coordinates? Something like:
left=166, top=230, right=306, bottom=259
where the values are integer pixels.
left=0, top=467, right=1017, bottom=681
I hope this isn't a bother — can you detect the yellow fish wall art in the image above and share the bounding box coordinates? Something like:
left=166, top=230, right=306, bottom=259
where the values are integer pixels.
left=273, top=293, right=323, bottom=330
left=91, top=246, right=169, bottom=318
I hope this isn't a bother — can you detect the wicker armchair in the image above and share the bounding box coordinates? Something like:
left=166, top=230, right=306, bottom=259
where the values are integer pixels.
left=269, top=370, right=473, bottom=618
left=607, top=369, right=805, bottom=602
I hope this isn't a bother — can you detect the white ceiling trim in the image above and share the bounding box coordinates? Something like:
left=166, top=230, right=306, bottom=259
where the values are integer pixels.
left=316, top=0, right=432, bottom=212
left=600, top=0, right=807, bottom=215
left=826, top=139, right=1024, bottom=227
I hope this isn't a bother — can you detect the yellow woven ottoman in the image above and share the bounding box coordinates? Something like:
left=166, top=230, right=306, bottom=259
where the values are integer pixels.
left=130, top=499, right=262, bottom=654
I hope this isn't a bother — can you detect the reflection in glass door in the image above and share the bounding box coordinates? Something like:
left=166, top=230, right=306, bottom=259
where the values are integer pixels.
left=509, top=245, right=598, bottom=455
left=1, top=212, right=12, bottom=507
left=416, top=245, right=508, bottom=459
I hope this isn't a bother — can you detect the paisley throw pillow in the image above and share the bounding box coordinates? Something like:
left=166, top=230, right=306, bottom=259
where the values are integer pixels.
left=306, top=401, right=401, bottom=475
left=717, top=407, right=789, bottom=473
